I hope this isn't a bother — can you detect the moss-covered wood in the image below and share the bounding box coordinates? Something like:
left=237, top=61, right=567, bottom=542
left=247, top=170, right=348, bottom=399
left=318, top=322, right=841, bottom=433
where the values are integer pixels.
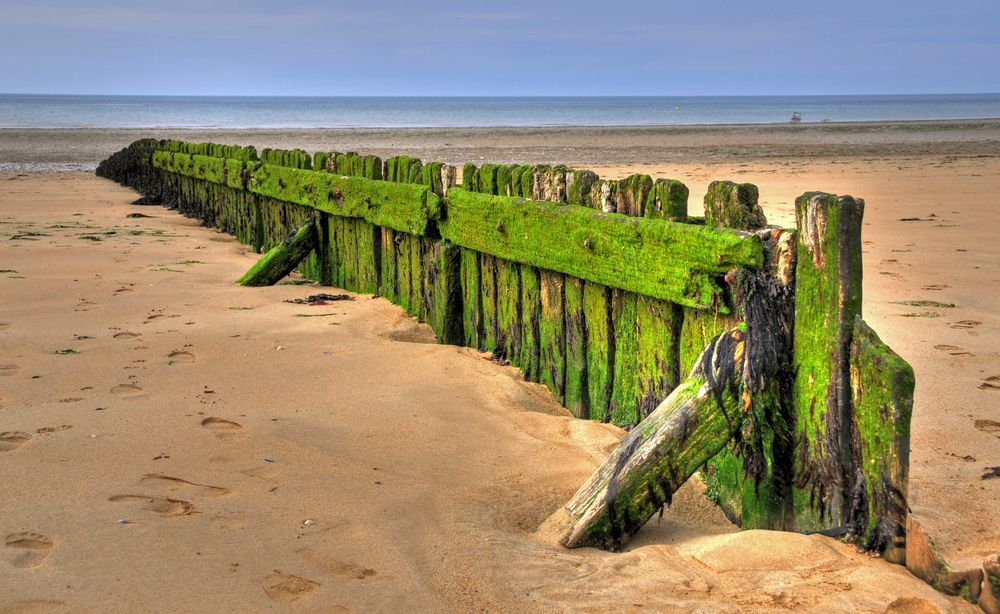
left=539, top=270, right=567, bottom=403
left=552, top=328, right=748, bottom=550
left=635, top=296, right=681, bottom=421
left=646, top=179, right=689, bottom=222
left=480, top=254, right=500, bottom=353
left=519, top=266, right=542, bottom=381
left=791, top=192, right=865, bottom=532
left=496, top=260, right=522, bottom=363
left=849, top=317, right=913, bottom=563
left=610, top=290, right=640, bottom=425
left=236, top=223, right=317, bottom=286
left=564, top=277, right=588, bottom=418
left=460, top=248, right=483, bottom=349
left=583, top=282, right=614, bottom=422
left=423, top=241, right=463, bottom=345
left=704, top=181, right=767, bottom=230
left=248, top=164, right=442, bottom=236
left=379, top=228, right=398, bottom=302
left=439, top=189, right=763, bottom=311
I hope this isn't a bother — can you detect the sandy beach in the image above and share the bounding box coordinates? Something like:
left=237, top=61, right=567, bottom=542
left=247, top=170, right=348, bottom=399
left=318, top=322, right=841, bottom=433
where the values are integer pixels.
left=1, top=124, right=998, bottom=612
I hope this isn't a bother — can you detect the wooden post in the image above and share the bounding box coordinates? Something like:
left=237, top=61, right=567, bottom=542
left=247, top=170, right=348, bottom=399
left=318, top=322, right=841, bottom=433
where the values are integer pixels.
left=236, top=223, right=317, bottom=287
left=791, top=192, right=864, bottom=533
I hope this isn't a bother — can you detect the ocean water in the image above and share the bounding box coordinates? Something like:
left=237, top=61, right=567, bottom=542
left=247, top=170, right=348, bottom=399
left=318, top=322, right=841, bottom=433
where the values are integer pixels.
left=1, top=94, right=999, bottom=129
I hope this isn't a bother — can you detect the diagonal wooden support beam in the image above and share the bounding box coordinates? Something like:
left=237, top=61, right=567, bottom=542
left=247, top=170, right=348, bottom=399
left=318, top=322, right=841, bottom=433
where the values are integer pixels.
left=236, top=222, right=317, bottom=287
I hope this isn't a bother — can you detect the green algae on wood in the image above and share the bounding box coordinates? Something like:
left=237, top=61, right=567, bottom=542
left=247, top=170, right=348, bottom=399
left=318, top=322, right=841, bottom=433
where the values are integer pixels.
left=496, top=260, right=522, bottom=363
left=460, top=248, right=483, bottom=349
left=554, top=328, right=749, bottom=551
left=519, top=265, right=542, bottom=381
left=248, top=164, right=441, bottom=236
left=791, top=192, right=865, bottom=532
left=354, top=219, right=381, bottom=294
left=236, top=222, right=317, bottom=286
left=610, top=290, right=640, bottom=425
left=423, top=241, right=463, bottom=345
left=539, top=269, right=567, bottom=403
left=646, top=179, right=689, bottom=222
left=439, top=189, right=763, bottom=311
left=379, top=228, right=399, bottom=302
left=564, top=276, right=588, bottom=418
left=480, top=254, right=500, bottom=353
left=704, top=181, right=766, bottom=230
left=849, top=317, right=913, bottom=563
left=583, top=282, right=614, bottom=422
left=634, top=296, right=681, bottom=420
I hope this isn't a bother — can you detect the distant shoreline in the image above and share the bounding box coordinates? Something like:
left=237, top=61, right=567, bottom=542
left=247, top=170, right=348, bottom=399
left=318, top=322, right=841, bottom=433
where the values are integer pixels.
left=3, top=119, right=1000, bottom=170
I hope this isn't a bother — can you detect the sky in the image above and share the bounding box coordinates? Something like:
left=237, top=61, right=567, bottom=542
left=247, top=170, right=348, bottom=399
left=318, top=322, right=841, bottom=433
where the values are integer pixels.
left=0, top=0, right=997, bottom=96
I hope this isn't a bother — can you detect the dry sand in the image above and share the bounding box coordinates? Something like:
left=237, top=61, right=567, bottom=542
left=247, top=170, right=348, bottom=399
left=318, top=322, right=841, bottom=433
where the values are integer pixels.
left=1, top=125, right=998, bottom=612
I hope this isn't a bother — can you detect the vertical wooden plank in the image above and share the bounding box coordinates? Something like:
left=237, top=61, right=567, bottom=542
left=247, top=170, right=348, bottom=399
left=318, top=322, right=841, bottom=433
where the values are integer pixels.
left=408, top=236, right=426, bottom=319
left=610, top=289, right=640, bottom=426
left=539, top=269, right=566, bottom=404
left=564, top=276, right=588, bottom=418
left=634, top=296, right=681, bottom=420
left=423, top=241, right=463, bottom=345
left=480, top=254, right=499, bottom=353
left=396, top=233, right=413, bottom=314
left=849, top=317, right=913, bottom=564
left=519, top=265, right=541, bottom=382
left=460, top=248, right=483, bottom=350
left=355, top=219, right=380, bottom=294
left=379, top=227, right=398, bottom=302
left=496, top=260, right=521, bottom=363
left=792, top=192, right=865, bottom=532
left=583, top=282, right=613, bottom=422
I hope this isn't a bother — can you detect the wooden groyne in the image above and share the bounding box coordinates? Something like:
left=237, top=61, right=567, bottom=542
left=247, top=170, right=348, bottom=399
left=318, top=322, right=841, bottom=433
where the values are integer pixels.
left=96, top=138, right=992, bottom=607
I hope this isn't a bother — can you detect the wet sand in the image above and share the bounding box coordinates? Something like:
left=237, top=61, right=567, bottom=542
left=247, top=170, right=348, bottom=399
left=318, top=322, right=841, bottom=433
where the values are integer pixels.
left=1, top=126, right=997, bottom=612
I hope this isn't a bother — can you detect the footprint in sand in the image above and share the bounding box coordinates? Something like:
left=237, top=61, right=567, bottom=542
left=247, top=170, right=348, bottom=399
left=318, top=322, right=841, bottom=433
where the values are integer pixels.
left=0, top=431, right=31, bottom=452
left=167, top=350, right=195, bottom=365
left=201, top=417, right=243, bottom=438
left=113, top=331, right=141, bottom=340
left=4, top=533, right=54, bottom=568
left=113, top=287, right=134, bottom=295
left=138, top=474, right=229, bottom=497
left=980, top=376, right=1000, bottom=391
left=108, top=494, right=197, bottom=516
left=0, top=364, right=20, bottom=377
left=298, top=548, right=377, bottom=580
left=974, top=419, right=1000, bottom=438
left=951, top=320, right=982, bottom=330
left=934, top=344, right=974, bottom=356
left=111, top=383, right=144, bottom=397
left=922, top=284, right=950, bottom=291
left=0, top=322, right=10, bottom=330
left=262, top=570, right=320, bottom=603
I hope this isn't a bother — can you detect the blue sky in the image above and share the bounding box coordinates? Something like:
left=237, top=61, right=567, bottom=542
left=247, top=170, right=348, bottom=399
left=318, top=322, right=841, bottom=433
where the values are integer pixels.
left=1, top=0, right=997, bottom=95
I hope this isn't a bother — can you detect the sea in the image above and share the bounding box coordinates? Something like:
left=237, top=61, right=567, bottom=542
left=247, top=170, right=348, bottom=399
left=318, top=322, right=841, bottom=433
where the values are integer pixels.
left=2, top=93, right=999, bottom=129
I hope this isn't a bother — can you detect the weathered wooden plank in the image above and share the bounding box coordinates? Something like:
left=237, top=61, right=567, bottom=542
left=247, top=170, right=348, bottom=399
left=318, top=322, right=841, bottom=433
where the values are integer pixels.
left=480, top=254, right=500, bottom=353
left=496, top=260, right=522, bottom=363
left=548, top=328, right=748, bottom=551
left=519, top=265, right=542, bottom=381
left=423, top=241, right=463, bottom=345
left=635, top=296, right=681, bottom=420
left=791, top=192, right=865, bottom=532
left=610, top=290, right=640, bottom=426
left=460, top=248, right=483, bottom=349
left=439, top=189, right=763, bottom=310
left=704, top=180, right=767, bottom=230
left=236, top=223, right=316, bottom=286
left=539, top=269, right=566, bottom=403
left=564, top=276, right=588, bottom=418
left=646, top=178, right=688, bottom=222
left=355, top=219, right=380, bottom=294
left=849, top=317, right=913, bottom=563
left=583, top=282, right=613, bottom=423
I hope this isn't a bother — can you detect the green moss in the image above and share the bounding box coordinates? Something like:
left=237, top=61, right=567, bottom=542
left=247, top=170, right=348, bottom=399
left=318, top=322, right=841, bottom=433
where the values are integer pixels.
left=539, top=269, right=566, bottom=403
left=480, top=254, right=499, bottom=353
left=583, top=282, right=613, bottom=422
left=610, top=290, right=640, bottom=426
left=423, top=241, right=463, bottom=344
left=564, top=276, right=588, bottom=418
left=439, top=189, right=763, bottom=311
left=461, top=163, right=478, bottom=191
left=460, top=248, right=483, bottom=349
left=354, top=219, right=380, bottom=294
left=791, top=192, right=864, bottom=532
left=519, top=265, right=542, bottom=381
left=646, top=179, right=689, bottom=222
left=635, top=296, right=681, bottom=419
left=850, top=317, right=913, bottom=556
left=704, top=181, right=766, bottom=230
left=496, top=260, right=522, bottom=364
left=379, top=228, right=398, bottom=302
